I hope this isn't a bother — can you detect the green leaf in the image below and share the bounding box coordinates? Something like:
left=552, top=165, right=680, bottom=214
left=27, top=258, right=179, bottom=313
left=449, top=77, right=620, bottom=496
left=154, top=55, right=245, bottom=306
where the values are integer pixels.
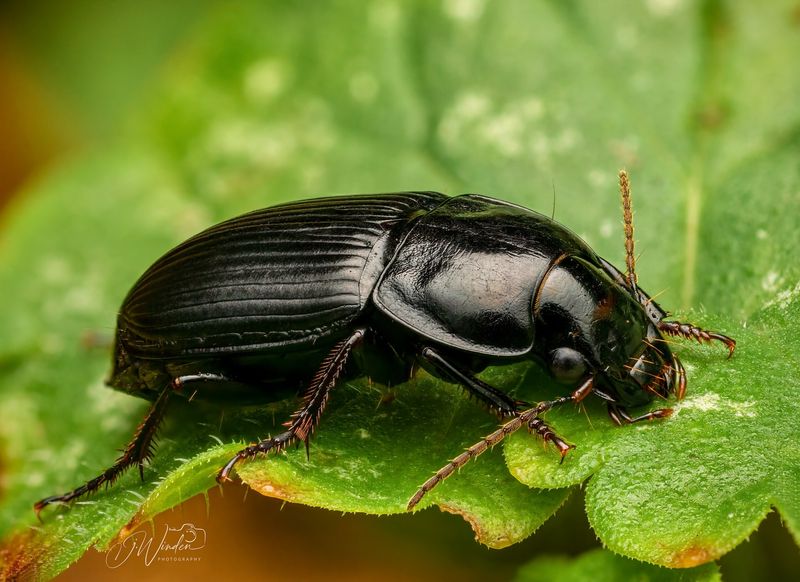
left=2, top=0, right=799, bottom=578
left=514, top=549, right=720, bottom=582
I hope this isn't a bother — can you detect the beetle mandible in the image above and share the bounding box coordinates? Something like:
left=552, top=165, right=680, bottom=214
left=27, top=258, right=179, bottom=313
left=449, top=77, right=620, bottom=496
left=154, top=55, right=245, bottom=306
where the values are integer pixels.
left=34, top=170, right=735, bottom=516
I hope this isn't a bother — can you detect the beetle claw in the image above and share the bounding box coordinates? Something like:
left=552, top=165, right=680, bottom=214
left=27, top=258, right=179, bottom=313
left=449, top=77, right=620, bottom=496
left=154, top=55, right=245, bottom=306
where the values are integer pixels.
left=217, top=454, right=242, bottom=484
left=557, top=443, right=576, bottom=464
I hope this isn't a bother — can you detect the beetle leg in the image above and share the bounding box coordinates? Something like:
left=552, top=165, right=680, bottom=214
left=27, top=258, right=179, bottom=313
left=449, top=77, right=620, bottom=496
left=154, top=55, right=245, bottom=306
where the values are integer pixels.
left=407, top=376, right=593, bottom=511
left=34, top=381, right=174, bottom=518
left=607, top=403, right=673, bottom=426
left=217, top=328, right=366, bottom=484
left=527, top=416, right=574, bottom=461
left=657, top=320, right=736, bottom=358
left=420, top=347, right=527, bottom=419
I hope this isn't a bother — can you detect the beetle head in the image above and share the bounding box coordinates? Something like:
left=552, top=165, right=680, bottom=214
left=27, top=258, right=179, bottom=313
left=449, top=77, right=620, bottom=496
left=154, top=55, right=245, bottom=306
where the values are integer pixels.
left=534, top=254, right=681, bottom=407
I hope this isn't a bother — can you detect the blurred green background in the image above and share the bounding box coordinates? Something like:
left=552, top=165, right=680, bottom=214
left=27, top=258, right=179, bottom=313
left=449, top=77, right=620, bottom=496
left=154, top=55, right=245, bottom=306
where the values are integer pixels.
left=1, top=0, right=798, bottom=580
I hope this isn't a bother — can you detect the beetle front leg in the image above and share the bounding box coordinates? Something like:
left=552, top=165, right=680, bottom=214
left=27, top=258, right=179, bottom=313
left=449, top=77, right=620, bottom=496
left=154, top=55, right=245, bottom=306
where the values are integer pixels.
left=419, top=347, right=527, bottom=419
left=607, top=403, right=673, bottom=426
left=657, top=320, right=736, bottom=358
left=407, top=376, right=593, bottom=510
left=217, top=327, right=366, bottom=483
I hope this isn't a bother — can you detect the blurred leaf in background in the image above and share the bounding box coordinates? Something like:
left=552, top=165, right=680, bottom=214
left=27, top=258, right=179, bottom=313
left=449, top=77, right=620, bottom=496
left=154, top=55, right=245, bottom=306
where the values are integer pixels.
left=0, top=0, right=799, bottom=580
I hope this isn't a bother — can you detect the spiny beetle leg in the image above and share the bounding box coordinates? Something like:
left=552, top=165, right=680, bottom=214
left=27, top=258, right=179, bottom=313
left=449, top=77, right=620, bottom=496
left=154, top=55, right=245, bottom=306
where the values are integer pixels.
left=407, top=376, right=594, bottom=511
left=217, top=327, right=366, bottom=484
left=527, top=416, right=574, bottom=461
left=217, top=433, right=295, bottom=482
left=34, top=382, right=173, bottom=518
left=34, top=371, right=262, bottom=518
left=658, top=320, right=736, bottom=358
left=420, top=346, right=525, bottom=419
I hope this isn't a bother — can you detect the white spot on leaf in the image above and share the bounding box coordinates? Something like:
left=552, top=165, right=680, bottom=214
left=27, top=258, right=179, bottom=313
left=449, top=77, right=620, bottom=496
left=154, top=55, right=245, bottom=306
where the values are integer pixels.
left=761, top=270, right=782, bottom=293
left=763, top=280, right=800, bottom=311
left=646, top=0, right=684, bottom=17
left=370, top=0, right=400, bottom=29
left=443, top=0, right=486, bottom=22
left=616, top=25, right=639, bottom=50
left=39, top=256, right=71, bottom=284
left=675, top=393, right=756, bottom=418
left=588, top=169, right=611, bottom=188
left=244, top=59, right=290, bottom=103
left=599, top=219, right=614, bottom=239
left=682, top=392, right=720, bottom=412
left=349, top=72, right=379, bottom=103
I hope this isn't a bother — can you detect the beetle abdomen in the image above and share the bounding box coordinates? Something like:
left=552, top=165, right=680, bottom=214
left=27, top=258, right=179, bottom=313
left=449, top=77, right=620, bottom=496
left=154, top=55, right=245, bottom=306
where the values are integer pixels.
left=117, top=192, right=446, bottom=357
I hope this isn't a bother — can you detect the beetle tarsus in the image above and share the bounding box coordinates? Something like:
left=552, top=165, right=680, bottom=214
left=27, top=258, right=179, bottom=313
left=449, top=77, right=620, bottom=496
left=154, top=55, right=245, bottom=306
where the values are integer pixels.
left=527, top=416, right=574, bottom=460
left=657, top=320, right=736, bottom=358
left=217, top=432, right=297, bottom=483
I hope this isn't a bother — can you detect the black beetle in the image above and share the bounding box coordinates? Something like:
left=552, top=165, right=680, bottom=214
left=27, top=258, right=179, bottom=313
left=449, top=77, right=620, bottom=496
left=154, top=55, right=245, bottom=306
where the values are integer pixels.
left=34, top=171, right=734, bottom=515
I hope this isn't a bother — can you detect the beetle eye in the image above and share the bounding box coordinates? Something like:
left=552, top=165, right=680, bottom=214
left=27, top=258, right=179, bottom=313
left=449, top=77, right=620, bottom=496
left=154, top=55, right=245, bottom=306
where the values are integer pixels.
left=549, top=348, right=587, bottom=385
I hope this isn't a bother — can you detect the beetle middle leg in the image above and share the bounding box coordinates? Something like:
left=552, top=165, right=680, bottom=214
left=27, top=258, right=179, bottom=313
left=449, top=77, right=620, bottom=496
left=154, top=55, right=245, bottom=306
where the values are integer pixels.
left=217, top=327, right=367, bottom=483
left=419, top=347, right=528, bottom=418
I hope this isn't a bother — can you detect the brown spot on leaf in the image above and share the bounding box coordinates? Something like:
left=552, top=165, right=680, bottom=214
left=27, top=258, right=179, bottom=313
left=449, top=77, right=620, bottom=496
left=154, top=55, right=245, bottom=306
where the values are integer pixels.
left=0, top=529, right=49, bottom=581
left=112, top=508, right=153, bottom=547
left=668, top=544, right=716, bottom=567
left=791, top=4, right=800, bottom=26
left=438, top=502, right=512, bottom=549
left=241, top=476, right=307, bottom=504
left=694, top=101, right=729, bottom=130
left=378, top=390, right=396, bottom=407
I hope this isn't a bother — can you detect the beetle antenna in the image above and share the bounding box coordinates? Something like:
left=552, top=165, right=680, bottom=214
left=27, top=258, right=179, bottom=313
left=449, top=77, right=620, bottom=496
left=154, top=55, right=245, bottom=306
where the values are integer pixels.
left=551, top=179, right=557, bottom=220
left=619, top=170, right=638, bottom=293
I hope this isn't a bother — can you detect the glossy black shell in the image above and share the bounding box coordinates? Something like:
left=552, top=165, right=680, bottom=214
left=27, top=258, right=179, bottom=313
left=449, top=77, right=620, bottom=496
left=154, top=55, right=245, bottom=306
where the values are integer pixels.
left=110, top=191, right=603, bottom=398
left=117, top=193, right=443, bottom=356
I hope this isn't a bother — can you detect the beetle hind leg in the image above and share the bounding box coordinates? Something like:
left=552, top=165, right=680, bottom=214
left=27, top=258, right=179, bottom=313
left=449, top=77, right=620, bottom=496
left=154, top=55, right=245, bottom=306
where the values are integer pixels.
left=217, top=327, right=366, bottom=483
left=33, top=382, right=173, bottom=518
